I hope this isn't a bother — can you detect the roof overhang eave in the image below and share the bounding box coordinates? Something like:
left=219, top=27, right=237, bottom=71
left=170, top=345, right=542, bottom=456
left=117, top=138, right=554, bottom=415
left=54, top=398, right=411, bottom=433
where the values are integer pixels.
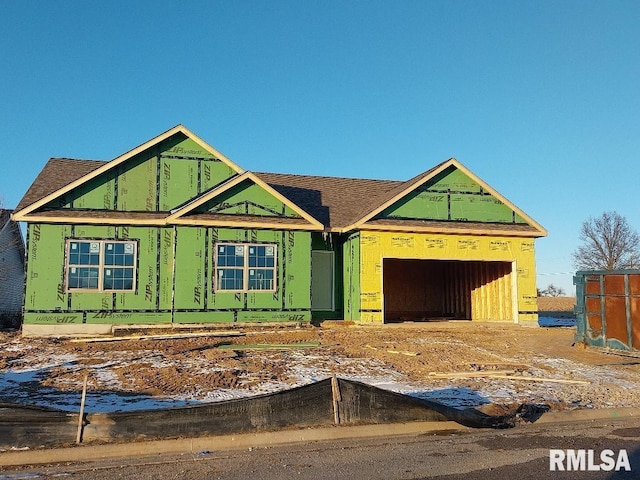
left=335, top=223, right=546, bottom=237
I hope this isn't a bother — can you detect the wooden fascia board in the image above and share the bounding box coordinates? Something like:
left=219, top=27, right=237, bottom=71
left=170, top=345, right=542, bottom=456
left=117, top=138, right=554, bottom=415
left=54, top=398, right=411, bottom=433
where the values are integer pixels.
left=14, top=214, right=168, bottom=226
left=178, top=125, right=244, bottom=174
left=14, top=213, right=323, bottom=231
left=10, top=211, right=29, bottom=222
left=341, top=160, right=455, bottom=232
left=13, top=125, right=245, bottom=218
left=166, top=173, right=248, bottom=220
left=353, top=223, right=545, bottom=237
left=246, top=172, right=325, bottom=230
left=169, top=218, right=323, bottom=231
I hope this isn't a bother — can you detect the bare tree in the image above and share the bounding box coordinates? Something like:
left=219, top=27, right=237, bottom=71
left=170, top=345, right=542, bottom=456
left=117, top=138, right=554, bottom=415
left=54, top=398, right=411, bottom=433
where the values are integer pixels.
left=537, top=284, right=566, bottom=297
left=572, top=211, right=640, bottom=270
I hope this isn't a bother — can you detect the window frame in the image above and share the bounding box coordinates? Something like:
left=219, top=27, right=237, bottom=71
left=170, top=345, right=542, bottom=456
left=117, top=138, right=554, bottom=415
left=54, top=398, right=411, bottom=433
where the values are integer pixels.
left=214, top=242, right=278, bottom=293
left=65, top=239, right=138, bottom=293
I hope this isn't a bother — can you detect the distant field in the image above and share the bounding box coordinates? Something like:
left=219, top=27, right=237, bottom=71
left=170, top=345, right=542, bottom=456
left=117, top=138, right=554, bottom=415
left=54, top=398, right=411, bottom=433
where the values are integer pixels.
left=537, top=296, right=575, bottom=317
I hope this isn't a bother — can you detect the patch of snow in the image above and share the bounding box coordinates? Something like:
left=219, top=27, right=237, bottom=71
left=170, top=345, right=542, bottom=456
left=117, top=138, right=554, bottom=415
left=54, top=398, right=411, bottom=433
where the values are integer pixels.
left=2, top=330, right=640, bottom=414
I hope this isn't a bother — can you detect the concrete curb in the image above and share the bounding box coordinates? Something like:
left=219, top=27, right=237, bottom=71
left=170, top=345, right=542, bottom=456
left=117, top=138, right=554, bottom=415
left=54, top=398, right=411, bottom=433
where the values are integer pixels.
left=2, top=407, right=640, bottom=467
left=0, top=421, right=465, bottom=467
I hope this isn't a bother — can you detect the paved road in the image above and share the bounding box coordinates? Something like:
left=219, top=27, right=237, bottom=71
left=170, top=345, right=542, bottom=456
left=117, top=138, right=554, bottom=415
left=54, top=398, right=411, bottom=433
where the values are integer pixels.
left=1, top=417, right=640, bottom=479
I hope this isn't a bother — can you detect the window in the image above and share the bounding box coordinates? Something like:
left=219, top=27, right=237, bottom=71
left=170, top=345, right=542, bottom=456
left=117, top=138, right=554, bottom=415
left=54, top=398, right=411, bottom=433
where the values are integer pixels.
left=65, top=240, right=137, bottom=292
left=215, top=243, right=277, bottom=292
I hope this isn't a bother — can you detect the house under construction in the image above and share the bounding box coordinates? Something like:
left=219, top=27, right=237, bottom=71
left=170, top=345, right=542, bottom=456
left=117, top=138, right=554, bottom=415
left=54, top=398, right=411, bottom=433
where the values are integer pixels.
left=12, top=125, right=547, bottom=336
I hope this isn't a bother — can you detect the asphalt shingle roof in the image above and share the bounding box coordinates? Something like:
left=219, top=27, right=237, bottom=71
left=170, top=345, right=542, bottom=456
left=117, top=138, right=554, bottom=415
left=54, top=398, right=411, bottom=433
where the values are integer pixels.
left=253, top=172, right=402, bottom=229
left=15, top=158, right=106, bottom=212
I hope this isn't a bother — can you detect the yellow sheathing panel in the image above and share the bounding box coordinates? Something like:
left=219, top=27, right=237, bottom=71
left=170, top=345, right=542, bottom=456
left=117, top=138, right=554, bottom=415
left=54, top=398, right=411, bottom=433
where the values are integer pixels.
left=517, top=240, right=539, bottom=322
left=358, top=231, right=538, bottom=324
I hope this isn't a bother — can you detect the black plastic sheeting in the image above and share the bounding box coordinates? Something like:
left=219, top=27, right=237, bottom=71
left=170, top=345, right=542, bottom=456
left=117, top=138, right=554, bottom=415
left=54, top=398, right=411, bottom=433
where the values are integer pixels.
left=0, top=378, right=550, bottom=448
left=0, top=403, right=77, bottom=448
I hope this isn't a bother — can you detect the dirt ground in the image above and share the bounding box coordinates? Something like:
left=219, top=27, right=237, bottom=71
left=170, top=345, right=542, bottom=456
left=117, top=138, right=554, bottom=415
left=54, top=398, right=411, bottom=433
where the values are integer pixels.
left=2, top=319, right=640, bottom=415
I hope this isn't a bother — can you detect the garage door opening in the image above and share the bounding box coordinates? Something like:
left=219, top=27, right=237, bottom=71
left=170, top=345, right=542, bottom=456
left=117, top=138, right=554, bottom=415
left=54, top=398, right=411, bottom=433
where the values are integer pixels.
left=382, top=259, right=514, bottom=323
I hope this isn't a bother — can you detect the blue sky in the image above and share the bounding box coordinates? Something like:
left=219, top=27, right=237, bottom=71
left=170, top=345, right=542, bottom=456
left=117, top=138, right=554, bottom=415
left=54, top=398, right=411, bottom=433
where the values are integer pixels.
left=2, top=0, right=639, bottom=295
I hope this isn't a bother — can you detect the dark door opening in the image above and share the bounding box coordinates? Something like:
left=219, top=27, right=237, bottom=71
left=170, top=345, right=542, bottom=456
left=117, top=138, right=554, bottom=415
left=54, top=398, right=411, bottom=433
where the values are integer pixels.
left=382, top=258, right=513, bottom=323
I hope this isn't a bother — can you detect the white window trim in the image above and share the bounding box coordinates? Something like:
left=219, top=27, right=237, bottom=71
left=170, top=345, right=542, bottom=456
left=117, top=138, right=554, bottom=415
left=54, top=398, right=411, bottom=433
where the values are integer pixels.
left=65, top=239, right=138, bottom=293
left=214, top=242, right=278, bottom=293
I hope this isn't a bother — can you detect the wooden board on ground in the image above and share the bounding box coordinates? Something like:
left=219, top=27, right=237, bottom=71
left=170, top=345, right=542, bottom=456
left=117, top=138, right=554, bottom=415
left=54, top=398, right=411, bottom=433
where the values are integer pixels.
left=217, top=342, right=322, bottom=351
left=428, top=370, right=517, bottom=378
left=488, top=374, right=590, bottom=385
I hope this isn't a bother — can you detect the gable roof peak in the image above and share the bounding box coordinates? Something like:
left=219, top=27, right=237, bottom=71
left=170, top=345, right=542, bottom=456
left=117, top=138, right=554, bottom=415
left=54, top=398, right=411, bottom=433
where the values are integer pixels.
left=13, top=126, right=245, bottom=218
left=340, top=157, right=547, bottom=236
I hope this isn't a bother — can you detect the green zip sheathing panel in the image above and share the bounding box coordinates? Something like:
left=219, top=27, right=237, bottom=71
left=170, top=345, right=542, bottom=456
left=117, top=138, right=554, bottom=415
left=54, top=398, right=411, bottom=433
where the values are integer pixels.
left=115, top=227, right=160, bottom=311
left=449, top=194, right=514, bottom=223
left=236, top=310, right=310, bottom=322
left=44, top=133, right=237, bottom=214
left=158, top=157, right=237, bottom=210
left=207, top=228, right=311, bottom=323
left=159, top=157, right=198, bottom=210
left=430, top=166, right=482, bottom=192
left=24, top=224, right=170, bottom=326
left=383, top=191, right=449, bottom=220
left=60, top=170, right=117, bottom=210
left=117, top=151, right=158, bottom=211
left=23, top=312, right=84, bottom=325
left=196, top=179, right=300, bottom=217
left=159, top=134, right=237, bottom=206
left=87, top=312, right=172, bottom=325
left=85, top=225, right=172, bottom=325
left=159, top=154, right=237, bottom=210
left=200, top=159, right=236, bottom=192
left=160, top=135, right=217, bottom=160
left=24, top=224, right=71, bottom=312
left=377, top=165, right=527, bottom=225
left=173, top=227, right=207, bottom=311
left=280, top=230, right=311, bottom=311
left=343, top=233, right=361, bottom=320
left=56, top=153, right=236, bottom=212
left=158, top=227, right=174, bottom=310
left=158, top=134, right=228, bottom=212
left=24, top=224, right=312, bottom=327
left=173, top=227, right=311, bottom=324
